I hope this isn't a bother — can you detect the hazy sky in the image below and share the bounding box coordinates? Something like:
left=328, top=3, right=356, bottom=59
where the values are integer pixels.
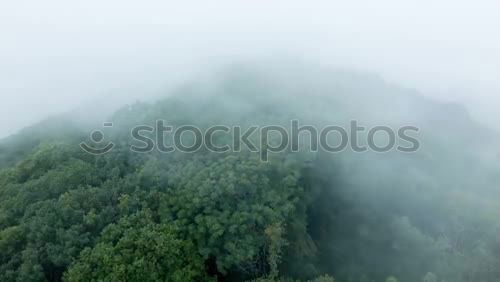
left=1, top=0, right=499, bottom=138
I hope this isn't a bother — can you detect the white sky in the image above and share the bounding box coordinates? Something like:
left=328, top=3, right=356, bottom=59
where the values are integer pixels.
left=0, top=0, right=499, bottom=138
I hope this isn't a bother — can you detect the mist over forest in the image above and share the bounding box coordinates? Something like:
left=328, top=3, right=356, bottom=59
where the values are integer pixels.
left=1, top=62, right=499, bottom=282
left=1, top=1, right=500, bottom=282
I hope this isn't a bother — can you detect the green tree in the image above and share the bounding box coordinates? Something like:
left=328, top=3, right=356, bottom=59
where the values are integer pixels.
left=64, top=210, right=210, bottom=282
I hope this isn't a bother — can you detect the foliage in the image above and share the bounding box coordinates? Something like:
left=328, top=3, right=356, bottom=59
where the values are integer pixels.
left=64, top=210, right=210, bottom=282
left=0, top=65, right=499, bottom=281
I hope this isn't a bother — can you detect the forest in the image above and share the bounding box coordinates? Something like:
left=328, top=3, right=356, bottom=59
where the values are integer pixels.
left=0, top=64, right=499, bottom=282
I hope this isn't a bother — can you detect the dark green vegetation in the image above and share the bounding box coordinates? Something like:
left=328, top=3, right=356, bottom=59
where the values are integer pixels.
left=1, top=64, right=499, bottom=281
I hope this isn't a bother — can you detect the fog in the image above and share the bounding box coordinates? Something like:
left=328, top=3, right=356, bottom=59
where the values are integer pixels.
left=1, top=0, right=499, bottom=138
left=2, top=3, right=500, bottom=281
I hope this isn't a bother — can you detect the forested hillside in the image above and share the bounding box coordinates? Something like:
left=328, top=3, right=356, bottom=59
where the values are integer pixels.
left=0, top=64, right=499, bottom=282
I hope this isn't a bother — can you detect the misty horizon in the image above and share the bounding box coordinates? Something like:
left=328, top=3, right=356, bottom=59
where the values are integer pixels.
left=1, top=1, right=500, bottom=138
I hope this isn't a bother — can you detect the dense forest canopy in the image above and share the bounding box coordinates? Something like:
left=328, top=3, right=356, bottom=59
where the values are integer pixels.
left=0, top=64, right=499, bottom=282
